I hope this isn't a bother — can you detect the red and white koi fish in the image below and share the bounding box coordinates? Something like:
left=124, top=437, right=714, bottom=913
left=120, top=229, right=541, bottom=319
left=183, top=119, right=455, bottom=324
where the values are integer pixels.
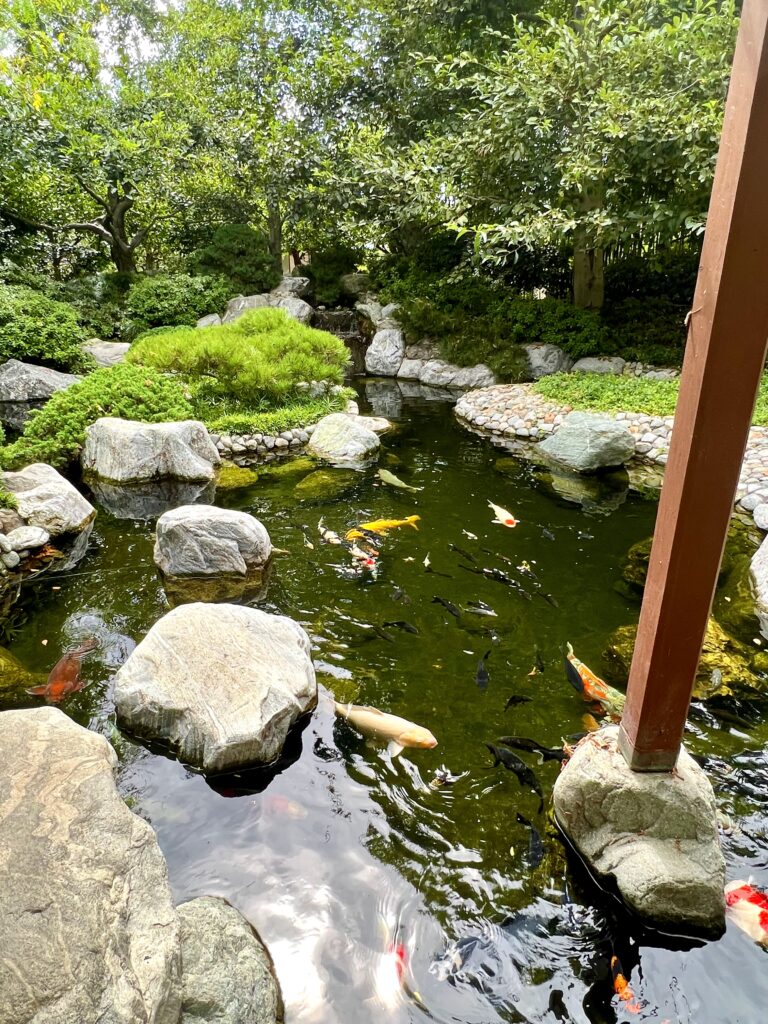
left=725, top=880, right=768, bottom=944
left=488, top=500, right=519, bottom=528
left=26, top=638, right=98, bottom=704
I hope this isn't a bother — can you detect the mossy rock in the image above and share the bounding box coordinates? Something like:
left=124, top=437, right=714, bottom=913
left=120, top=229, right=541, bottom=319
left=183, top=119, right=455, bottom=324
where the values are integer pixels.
left=713, top=552, right=761, bottom=642
left=215, top=463, right=261, bottom=491
left=255, top=455, right=316, bottom=481
left=625, top=462, right=664, bottom=501
left=0, top=646, right=46, bottom=708
left=604, top=617, right=767, bottom=699
left=621, top=519, right=762, bottom=598
left=293, top=469, right=359, bottom=502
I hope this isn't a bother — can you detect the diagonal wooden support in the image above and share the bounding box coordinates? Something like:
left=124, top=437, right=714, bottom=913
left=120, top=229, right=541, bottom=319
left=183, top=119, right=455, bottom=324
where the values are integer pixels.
left=618, top=0, right=768, bottom=771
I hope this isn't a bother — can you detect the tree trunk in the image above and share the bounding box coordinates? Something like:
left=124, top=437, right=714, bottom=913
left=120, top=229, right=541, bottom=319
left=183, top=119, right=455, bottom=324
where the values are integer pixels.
left=572, top=184, right=605, bottom=309
left=267, top=202, right=283, bottom=275
left=572, top=240, right=604, bottom=309
left=109, top=243, right=138, bottom=274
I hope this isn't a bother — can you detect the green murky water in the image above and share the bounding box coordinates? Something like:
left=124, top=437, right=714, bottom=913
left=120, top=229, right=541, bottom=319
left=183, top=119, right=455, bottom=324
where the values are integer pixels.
left=3, top=382, right=768, bottom=1023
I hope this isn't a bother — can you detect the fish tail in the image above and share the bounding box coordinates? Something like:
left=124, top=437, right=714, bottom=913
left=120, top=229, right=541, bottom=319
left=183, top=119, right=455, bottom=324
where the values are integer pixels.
left=25, top=686, right=47, bottom=696
left=566, top=642, right=574, bottom=658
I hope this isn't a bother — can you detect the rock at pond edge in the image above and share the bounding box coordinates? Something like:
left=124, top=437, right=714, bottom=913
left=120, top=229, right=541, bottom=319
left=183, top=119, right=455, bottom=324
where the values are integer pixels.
left=82, top=418, right=220, bottom=484
left=554, top=726, right=725, bottom=937
left=178, top=896, right=284, bottom=1024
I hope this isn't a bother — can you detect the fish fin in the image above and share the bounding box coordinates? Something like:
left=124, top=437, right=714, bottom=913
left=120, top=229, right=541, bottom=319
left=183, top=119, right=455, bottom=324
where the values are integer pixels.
left=25, top=686, right=47, bottom=696
left=563, top=655, right=585, bottom=694
left=387, top=741, right=404, bottom=757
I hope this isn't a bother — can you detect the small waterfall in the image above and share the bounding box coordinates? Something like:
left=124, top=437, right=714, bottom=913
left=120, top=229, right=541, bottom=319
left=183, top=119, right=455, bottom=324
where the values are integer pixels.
left=313, top=309, right=371, bottom=375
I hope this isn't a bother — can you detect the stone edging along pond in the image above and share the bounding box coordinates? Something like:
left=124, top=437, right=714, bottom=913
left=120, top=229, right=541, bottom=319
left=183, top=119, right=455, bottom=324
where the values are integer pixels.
left=454, top=383, right=768, bottom=525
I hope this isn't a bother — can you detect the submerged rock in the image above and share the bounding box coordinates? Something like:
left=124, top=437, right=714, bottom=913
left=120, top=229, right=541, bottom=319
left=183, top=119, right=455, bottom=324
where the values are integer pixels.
left=154, top=505, right=272, bottom=578
left=365, top=327, right=405, bottom=376
left=178, top=896, right=283, bottom=1024
left=2, top=462, right=96, bottom=537
left=307, top=413, right=380, bottom=467
left=0, top=707, right=182, bottom=1023
left=539, top=411, right=635, bottom=473
left=82, top=418, right=220, bottom=483
left=215, top=463, right=262, bottom=490
left=534, top=464, right=629, bottom=514
left=554, top=726, right=725, bottom=937
left=114, top=603, right=317, bottom=772
left=293, top=468, right=359, bottom=502
left=0, top=645, right=45, bottom=707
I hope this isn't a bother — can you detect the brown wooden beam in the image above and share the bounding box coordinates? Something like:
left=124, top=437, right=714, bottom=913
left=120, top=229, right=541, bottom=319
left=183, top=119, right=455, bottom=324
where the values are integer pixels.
left=618, top=0, right=768, bottom=771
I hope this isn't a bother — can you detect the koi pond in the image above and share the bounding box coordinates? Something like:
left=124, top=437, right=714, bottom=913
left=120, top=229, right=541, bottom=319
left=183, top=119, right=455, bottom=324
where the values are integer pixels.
left=3, top=382, right=768, bottom=1023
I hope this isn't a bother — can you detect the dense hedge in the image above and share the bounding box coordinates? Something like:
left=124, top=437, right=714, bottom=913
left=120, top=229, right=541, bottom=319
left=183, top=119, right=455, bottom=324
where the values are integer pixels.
left=189, top=224, right=281, bottom=294
left=0, top=285, right=92, bottom=372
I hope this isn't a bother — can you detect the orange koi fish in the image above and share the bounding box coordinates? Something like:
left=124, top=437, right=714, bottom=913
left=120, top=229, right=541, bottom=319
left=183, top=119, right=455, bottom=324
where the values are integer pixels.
left=725, top=880, right=768, bottom=944
left=26, top=638, right=98, bottom=704
left=565, top=642, right=626, bottom=720
left=611, top=956, right=641, bottom=1014
left=488, top=500, right=519, bottom=528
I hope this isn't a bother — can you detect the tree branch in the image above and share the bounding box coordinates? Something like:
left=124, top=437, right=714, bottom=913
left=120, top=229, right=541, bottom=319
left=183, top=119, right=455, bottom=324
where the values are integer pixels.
left=73, top=175, right=110, bottom=212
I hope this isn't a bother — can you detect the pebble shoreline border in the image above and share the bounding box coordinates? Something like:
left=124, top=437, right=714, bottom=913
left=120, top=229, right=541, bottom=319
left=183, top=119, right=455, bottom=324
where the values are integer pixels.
left=454, top=383, right=768, bottom=524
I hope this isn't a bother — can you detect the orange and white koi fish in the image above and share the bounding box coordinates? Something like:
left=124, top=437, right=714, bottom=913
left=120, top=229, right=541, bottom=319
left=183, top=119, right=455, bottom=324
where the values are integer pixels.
left=611, top=956, right=641, bottom=1014
left=334, top=702, right=437, bottom=757
left=26, top=638, right=98, bottom=704
left=565, top=642, right=626, bottom=719
left=345, top=515, right=420, bottom=540
left=488, top=500, right=519, bottom=527
left=725, top=880, right=768, bottom=944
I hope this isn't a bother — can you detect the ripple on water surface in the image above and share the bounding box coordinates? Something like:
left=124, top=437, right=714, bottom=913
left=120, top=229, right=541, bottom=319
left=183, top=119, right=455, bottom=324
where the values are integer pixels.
left=5, top=384, right=768, bottom=1023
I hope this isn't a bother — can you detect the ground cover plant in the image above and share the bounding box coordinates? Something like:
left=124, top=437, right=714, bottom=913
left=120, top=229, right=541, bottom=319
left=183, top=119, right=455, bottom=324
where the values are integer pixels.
left=1, top=365, right=194, bottom=469
left=534, top=373, right=768, bottom=427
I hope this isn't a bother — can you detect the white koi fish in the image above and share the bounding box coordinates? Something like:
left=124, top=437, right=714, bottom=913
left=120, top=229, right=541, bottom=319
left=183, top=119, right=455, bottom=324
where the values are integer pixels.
left=334, top=702, right=437, bottom=757
left=488, top=500, right=520, bottom=528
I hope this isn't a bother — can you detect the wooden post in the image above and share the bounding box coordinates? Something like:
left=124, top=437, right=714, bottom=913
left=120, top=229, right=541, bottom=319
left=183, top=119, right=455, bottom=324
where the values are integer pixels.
left=618, top=0, right=768, bottom=772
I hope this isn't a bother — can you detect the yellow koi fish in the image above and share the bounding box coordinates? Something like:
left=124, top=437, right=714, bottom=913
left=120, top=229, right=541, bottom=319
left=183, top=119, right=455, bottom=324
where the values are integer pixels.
left=334, top=702, right=437, bottom=757
left=345, top=515, right=420, bottom=540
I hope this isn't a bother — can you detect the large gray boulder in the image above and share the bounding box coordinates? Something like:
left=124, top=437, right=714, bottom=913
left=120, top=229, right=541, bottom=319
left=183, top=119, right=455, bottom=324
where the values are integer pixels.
left=751, top=534, right=768, bottom=636
left=522, top=342, right=573, bottom=379
left=554, top=726, right=725, bottom=936
left=571, top=356, right=626, bottom=375
left=2, top=462, right=96, bottom=537
left=178, top=897, right=283, bottom=1024
left=271, top=295, right=313, bottom=325
left=196, top=314, right=222, bottom=329
left=222, top=293, right=313, bottom=326
left=82, top=340, right=131, bottom=367
left=538, top=411, right=635, bottom=472
left=154, top=505, right=272, bottom=578
left=82, top=418, right=220, bottom=484
left=222, top=294, right=271, bottom=323
left=418, top=359, right=496, bottom=389
left=114, top=603, right=317, bottom=772
left=307, top=413, right=380, bottom=467
left=0, top=707, right=181, bottom=1024
left=339, top=272, right=371, bottom=298
left=0, top=358, right=81, bottom=401
left=270, top=275, right=311, bottom=299
left=365, top=328, right=405, bottom=376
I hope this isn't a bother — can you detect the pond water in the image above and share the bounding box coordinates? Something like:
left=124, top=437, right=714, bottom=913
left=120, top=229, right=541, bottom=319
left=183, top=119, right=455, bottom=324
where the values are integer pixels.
left=4, top=383, right=768, bottom=1023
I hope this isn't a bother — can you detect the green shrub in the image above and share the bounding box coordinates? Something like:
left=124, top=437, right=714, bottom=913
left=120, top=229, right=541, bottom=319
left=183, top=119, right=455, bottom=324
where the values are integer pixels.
left=124, top=273, right=232, bottom=339
left=128, top=307, right=350, bottom=408
left=605, top=247, right=701, bottom=305
left=304, top=245, right=361, bottom=306
left=0, top=285, right=92, bottom=372
left=50, top=273, right=133, bottom=340
left=2, top=364, right=194, bottom=470
left=189, top=224, right=280, bottom=294
left=602, top=297, right=686, bottom=366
